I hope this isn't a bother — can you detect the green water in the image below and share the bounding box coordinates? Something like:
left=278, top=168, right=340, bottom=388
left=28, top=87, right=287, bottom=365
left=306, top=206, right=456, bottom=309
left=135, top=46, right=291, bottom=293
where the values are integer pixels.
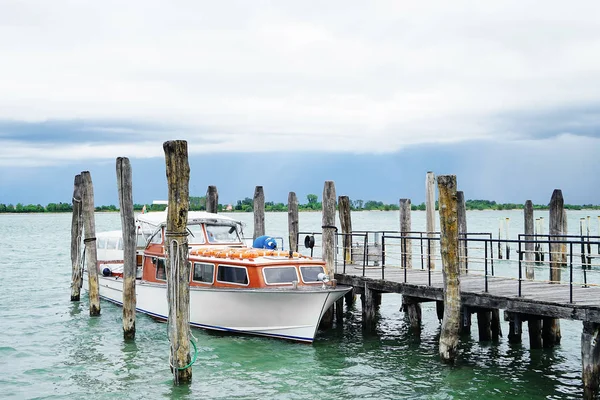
left=0, top=211, right=596, bottom=399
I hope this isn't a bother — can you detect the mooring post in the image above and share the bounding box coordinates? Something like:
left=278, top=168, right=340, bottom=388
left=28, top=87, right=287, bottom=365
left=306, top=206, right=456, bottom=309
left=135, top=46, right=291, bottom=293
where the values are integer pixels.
left=402, top=296, right=422, bottom=332
left=477, top=309, right=492, bottom=341
left=117, top=157, right=136, bottom=340
left=498, top=220, right=503, bottom=260
left=206, top=185, right=218, bottom=214
left=539, top=217, right=545, bottom=262
left=582, top=322, right=600, bottom=399
left=361, top=284, right=377, bottom=331
left=163, top=140, right=192, bottom=383
left=426, top=171, right=436, bottom=270
left=338, top=195, right=353, bottom=265
left=562, top=209, right=568, bottom=266
left=321, top=180, right=337, bottom=328
left=456, top=191, right=467, bottom=273
left=529, top=317, right=543, bottom=349
left=505, top=218, right=511, bottom=260
left=81, top=171, right=100, bottom=316
left=546, top=190, right=564, bottom=347
left=535, top=218, right=541, bottom=262
left=524, top=200, right=535, bottom=279
left=253, top=186, right=265, bottom=241
left=287, top=192, right=299, bottom=252
left=437, top=175, right=460, bottom=363
left=70, top=174, right=84, bottom=301
left=399, top=198, right=412, bottom=269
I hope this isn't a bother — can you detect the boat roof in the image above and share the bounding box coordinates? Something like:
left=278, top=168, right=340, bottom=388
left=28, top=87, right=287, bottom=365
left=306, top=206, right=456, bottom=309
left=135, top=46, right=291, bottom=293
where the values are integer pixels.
left=136, top=211, right=241, bottom=228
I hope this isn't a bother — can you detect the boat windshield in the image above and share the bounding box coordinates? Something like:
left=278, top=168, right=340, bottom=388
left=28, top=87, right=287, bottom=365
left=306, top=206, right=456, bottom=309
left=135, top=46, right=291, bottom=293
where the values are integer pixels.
left=187, top=225, right=206, bottom=244
left=206, top=224, right=241, bottom=244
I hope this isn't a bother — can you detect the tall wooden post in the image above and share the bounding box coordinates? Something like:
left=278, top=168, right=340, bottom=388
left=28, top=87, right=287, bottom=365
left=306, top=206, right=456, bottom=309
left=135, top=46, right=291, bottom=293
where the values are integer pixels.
left=524, top=200, right=535, bottom=279
left=529, top=318, right=543, bottom=349
left=338, top=196, right=352, bottom=264
left=70, top=174, right=84, bottom=301
left=206, top=185, right=218, bottom=214
left=253, top=186, right=265, bottom=241
left=545, top=190, right=563, bottom=348
left=399, top=199, right=412, bottom=269
left=163, top=140, right=192, bottom=383
left=321, top=181, right=337, bottom=328
left=117, top=157, right=136, bottom=340
left=288, top=192, right=299, bottom=252
left=426, top=172, right=436, bottom=270
left=81, top=171, right=100, bottom=316
left=437, top=175, right=460, bottom=363
left=361, top=284, right=377, bottom=331
left=457, top=191, right=467, bottom=273
left=582, top=322, right=600, bottom=399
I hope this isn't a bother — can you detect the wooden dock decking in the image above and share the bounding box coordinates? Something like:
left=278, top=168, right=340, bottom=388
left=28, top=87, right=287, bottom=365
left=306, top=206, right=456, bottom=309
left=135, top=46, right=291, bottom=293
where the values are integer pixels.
left=335, top=266, right=600, bottom=323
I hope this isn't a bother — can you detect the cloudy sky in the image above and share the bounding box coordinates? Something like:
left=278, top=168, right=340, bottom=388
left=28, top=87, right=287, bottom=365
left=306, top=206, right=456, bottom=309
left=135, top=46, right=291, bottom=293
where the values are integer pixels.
left=1, top=1, right=599, bottom=206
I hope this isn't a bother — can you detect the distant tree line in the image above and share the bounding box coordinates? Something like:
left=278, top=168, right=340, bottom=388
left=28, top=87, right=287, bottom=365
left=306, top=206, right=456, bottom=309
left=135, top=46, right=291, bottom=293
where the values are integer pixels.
left=1, top=195, right=599, bottom=214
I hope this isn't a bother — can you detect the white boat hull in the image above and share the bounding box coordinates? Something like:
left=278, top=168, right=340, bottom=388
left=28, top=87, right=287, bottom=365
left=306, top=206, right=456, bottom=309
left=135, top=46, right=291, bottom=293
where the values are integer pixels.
left=84, top=275, right=351, bottom=342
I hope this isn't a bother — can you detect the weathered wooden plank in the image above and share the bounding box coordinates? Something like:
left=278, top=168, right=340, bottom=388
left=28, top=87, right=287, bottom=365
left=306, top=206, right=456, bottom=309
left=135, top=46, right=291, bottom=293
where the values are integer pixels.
left=116, top=157, right=136, bottom=340
left=163, top=140, right=192, bottom=383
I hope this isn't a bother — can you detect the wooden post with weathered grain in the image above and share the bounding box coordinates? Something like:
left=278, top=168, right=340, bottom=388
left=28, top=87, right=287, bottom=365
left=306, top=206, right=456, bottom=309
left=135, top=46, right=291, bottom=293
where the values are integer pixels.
left=491, top=309, right=502, bottom=341
left=206, top=185, right=218, bottom=214
left=582, top=322, right=600, bottom=399
left=437, top=175, right=460, bottom=363
left=338, top=195, right=352, bottom=264
left=287, top=192, right=299, bottom=252
left=70, top=174, right=84, bottom=301
left=399, top=198, right=412, bottom=269
left=402, top=296, right=422, bottom=332
left=361, top=284, right=377, bottom=331
left=456, top=191, right=467, bottom=273
left=425, top=172, right=436, bottom=270
left=117, top=157, right=136, bottom=340
left=321, top=181, right=337, bottom=328
left=253, top=186, right=265, bottom=241
left=507, top=312, right=522, bottom=344
left=163, top=140, right=192, bottom=383
left=81, top=171, right=100, bottom=316
left=524, top=200, right=535, bottom=279
left=545, top=190, right=564, bottom=348
left=477, top=309, right=492, bottom=341
left=505, top=218, right=511, bottom=260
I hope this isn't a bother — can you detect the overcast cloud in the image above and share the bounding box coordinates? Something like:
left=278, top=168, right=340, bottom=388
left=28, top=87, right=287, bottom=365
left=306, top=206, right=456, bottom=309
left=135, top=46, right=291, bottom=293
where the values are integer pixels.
left=1, top=0, right=600, bottom=166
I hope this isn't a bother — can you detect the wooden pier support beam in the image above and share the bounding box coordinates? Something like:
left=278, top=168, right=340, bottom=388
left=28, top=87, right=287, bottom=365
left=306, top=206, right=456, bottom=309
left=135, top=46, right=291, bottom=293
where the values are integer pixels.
left=524, top=200, right=535, bottom=279
left=117, top=157, right=136, bottom=340
left=436, top=300, right=444, bottom=322
left=287, top=192, right=299, bottom=252
left=543, top=317, right=562, bottom=348
left=477, top=309, right=492, bottom=341
left=163, top=140, right=192, bottom=384
left=437, top=175, right=460, bottom=363
left=402, top=296, right=422, bottom=332
left=70, top=174, right=84, bottom=301
left=361, top=284, right=377, bottom=331
left=253, top=186, right=265, bottom=241
left=529, top=317, right=543, bottom=349
left=546, top=189, right=563, bottom=347
left=399, top=198, right=412, bottom=269
left=507, top=312, right=522, bottom=344
left=491, top=309, right=502, bottom=341
left=345, top=287, right=356, bottom=308
left=582, top=322, right=600, bottom=400
left=460, top=306, right=471, bottom=335
left=457, top=191, right=468, bottom=273
left=206, top=185, right=218, bottom=214
left=426, top=171, right=436, bottom=270
left=338, top=195, right=353, bottom=265
left=81, top=171, right=100, bottom=316
left=321, top=180, right=337, bottom=328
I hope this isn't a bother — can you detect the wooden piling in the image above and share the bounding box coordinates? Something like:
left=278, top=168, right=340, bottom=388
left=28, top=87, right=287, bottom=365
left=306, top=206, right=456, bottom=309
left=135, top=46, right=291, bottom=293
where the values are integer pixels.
left=524, top=200, right=535, bottom=279
left=491, top=309, right=502, bottom=340
left=338, top=195, right=353, bottom=264
left=287, top=192, right=299, bottom=252
left=399, top=198, right=412, bottom=269
left=81, top=171, right=100, bottom=316
left=436, top=300, right=444, bottom=322
left=539, top=217, right=545, bottom=262
left=529, top=318, right=543, bottom=349
left=70, top=174, right=84, bottom=301
left=581, top=218, right=587, bottom=269
left=582, top=322, right=600, bottom=399
left=456, top=191, right=467, bottom=273
left=361, top=284, right=377, bottom=331
left=549, top=189, right=564, bottom=282
left=206, top=185, right=218, bottom=214
left=460, top=306, right=471, bottom=335
left=116, top=157, right=136, bottom=340
left=543, top=316, right=561, bottom=348
left=402, top=296, right=422, bottom=332
left=321, top=181, right=337, bottom=328
left=163, top=140, right=192, bottom=383
left=253, top=186, right=265, bottom=241
left=425, top=172, right=436, bottom=270
left=477, top=309, right=492, bottom=341
left=507, top=312, right=522, bottom=344
left=498, top=220, right=503, bottom=260
left=505, top=218, right=511, bottom=260
left=437, top=175, right=460, bottom=363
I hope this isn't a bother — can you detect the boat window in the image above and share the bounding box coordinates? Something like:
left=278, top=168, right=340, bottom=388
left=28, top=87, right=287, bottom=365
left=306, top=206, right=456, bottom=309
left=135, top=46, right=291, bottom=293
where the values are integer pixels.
left=206, top=224, right=241, bottom=244
left=299, top=266, right=325, bottom=283
left=263, top=267, right=299, bottom=285
left=216, top=265, right=248, bottom=285
left=155, top=258, right=166, bottom=281
left=187, top=225, right=206, bottom=244
left=97, top=237, right=107, bottom=250
left=192, top=262, right=214, bottom=284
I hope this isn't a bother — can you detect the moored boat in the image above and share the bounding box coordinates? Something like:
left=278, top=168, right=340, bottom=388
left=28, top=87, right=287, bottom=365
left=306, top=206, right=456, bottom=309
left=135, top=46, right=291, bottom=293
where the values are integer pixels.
left=84, top=211, right=350, bottom=342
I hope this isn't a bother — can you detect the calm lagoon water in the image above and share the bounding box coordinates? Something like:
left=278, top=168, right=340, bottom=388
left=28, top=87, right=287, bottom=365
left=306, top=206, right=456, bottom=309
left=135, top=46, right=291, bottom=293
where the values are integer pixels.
left=1, top=210, right=599, bottom=399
